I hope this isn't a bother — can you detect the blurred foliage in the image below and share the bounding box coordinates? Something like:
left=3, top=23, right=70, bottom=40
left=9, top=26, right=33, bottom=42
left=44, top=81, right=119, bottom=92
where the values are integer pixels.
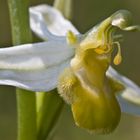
left=0, top=0, right=140, bottom=140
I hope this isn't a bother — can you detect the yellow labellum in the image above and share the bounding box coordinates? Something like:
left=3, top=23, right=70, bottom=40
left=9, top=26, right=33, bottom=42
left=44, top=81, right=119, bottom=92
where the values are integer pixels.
left=58, top=10, right=139, bottom=134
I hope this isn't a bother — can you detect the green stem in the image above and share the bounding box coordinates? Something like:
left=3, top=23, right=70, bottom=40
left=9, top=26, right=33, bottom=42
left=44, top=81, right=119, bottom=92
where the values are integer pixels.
left=16, top=89, right=37, bottom=140
left=53, top=0, right=73, bottom=20
left=37, top=91, right=64, bottom=140
left=8, top=0, right=37, bottom=140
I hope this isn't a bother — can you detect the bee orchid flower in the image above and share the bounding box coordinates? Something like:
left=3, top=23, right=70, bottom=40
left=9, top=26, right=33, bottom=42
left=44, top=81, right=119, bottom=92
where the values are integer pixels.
left=0, top=4, right=140, bottom=133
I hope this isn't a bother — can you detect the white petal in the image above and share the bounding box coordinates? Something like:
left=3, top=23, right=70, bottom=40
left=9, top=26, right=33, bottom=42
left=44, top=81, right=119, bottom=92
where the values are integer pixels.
left=0, top=4, right=80, bottom=92
left=0, top=41, right=74, bottom=91
left=29, top=4, right=79, bottom=40
left=107, top=67, right=140, bottom=114
left=117, top=96, right=140, bottom=116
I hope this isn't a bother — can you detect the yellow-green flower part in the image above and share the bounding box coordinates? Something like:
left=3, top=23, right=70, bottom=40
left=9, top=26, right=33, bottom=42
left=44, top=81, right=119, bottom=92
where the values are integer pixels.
left=58, top=10, right=139, bottom=134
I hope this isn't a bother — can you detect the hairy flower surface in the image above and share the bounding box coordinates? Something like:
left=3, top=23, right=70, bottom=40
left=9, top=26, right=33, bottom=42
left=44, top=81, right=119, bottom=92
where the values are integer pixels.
left=58, top=10, right=139, bottom=133
left=0, top=4, right=140, bottom=133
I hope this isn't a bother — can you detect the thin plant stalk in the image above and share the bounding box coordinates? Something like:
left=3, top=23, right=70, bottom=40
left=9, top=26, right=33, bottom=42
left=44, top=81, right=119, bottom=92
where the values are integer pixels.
left=8, top=0, right=37, bottom=140
left=37, top=91, right=64, bottom=140
left=53, top=0, right=73, bottom=20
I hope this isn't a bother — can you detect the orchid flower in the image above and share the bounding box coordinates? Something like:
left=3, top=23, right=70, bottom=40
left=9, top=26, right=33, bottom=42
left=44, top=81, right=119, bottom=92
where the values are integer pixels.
left=0, top=4, right=140, bottom=133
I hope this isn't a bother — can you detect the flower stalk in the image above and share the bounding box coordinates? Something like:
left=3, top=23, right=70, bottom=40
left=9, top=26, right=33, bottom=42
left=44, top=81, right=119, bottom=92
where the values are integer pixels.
left=8, top=0, right=37, bottom=140
left=37, top=91, right=64, bottom=140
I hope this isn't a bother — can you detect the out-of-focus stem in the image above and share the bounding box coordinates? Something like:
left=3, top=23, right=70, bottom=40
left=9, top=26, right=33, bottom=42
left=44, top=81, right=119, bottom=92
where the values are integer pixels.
left=54, top=0, right=73, bottom=20
left=8, top=0, right=37, bottom=140
left=37, top=91, right=64, bottom=140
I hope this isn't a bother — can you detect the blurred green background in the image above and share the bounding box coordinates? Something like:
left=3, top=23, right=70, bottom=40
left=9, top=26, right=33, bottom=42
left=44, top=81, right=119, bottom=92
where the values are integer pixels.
left=0, top=0, right=140, bottom=140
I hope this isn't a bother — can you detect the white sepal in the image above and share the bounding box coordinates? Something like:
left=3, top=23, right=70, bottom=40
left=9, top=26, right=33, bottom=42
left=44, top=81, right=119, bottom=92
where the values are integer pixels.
left=0, top=41, right=74, bottom=91
left=29, top=4, right=79, bottom=40
left=107, top=67, right=140, bottom=114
